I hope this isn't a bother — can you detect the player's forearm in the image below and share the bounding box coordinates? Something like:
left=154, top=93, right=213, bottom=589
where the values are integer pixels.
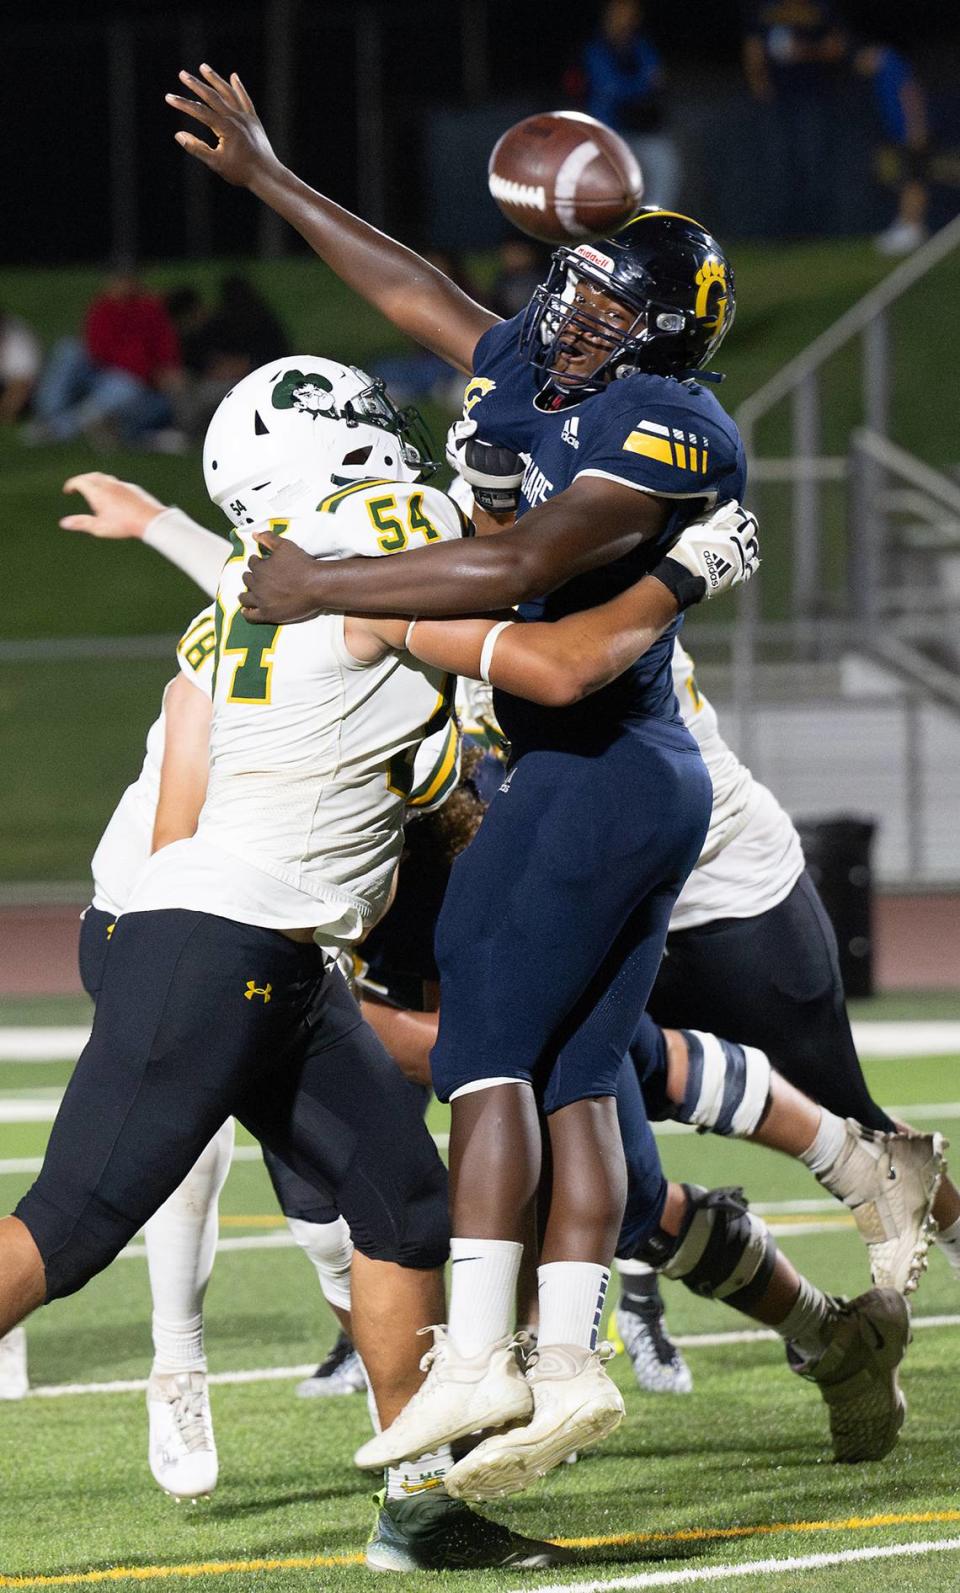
left=490, top=577, right=680, bottom=704
left=143, top=509, right=228, bottom=597
left=248, top=165, right=496, bottom=373
left=291, top=536, right=548, bottom=618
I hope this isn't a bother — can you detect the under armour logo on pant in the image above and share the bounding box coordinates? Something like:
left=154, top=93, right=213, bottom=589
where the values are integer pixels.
left=244, top=981, right=272, bottom=1002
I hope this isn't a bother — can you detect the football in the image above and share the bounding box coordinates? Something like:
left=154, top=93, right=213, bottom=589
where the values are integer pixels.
left=488, top=110, right=644, bottom=245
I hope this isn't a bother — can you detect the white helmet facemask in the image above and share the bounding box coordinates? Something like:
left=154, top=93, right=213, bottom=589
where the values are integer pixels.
left=203, top=356, right=435, bottom=527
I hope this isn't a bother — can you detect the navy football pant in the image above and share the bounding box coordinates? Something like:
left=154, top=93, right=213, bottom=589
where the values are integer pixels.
left=636, top=870, right=894, bottom=1133
left=23, top=909, right=449, bottom=1300
left=431, top=727, right=712, bottom=1114
left=81, top=907, right=348, bottom=1229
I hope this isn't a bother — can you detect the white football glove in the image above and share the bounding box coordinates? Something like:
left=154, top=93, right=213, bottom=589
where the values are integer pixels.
left=445, top=415, right=525, bottom=515
left=651, top=500, right=760, bottom=610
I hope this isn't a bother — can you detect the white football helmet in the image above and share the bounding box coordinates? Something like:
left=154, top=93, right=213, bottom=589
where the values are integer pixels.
left=203, top=356, right=437, bottom=526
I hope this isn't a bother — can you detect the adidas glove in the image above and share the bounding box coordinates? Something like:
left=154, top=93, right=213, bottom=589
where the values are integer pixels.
left=650, top=500, right=760, bottom=611
left=446, top=416, right=525, bottom=515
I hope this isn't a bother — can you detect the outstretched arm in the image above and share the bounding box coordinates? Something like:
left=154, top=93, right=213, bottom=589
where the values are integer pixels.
left=363, top=504, right=760, bottom=705
left=166, top=65, right=497, bottom=373
left=401, top=577, right=682, bottom=706
left=241, top=475, right=669, bottom=623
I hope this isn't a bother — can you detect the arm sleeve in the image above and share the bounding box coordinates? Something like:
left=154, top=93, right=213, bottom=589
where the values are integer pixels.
left=143, top=508, right=228, bottom=596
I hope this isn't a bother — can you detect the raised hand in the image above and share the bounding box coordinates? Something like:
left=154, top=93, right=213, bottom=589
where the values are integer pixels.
left=165, top=64, right=280, bottom=189
left=60, top=472, right=168, bottom=539
left=240, top=532, right=332, bottom=623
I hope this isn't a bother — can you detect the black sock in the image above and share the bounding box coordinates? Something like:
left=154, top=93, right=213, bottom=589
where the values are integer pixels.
left=618, top=1270, right=664, bottom=1317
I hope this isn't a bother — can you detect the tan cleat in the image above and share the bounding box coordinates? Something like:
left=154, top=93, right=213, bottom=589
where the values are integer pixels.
left=795, top=1287, right=910, bottom=1463
left=353, top=1327, right=533, bottom=1470
left=443, top=1342, right=625, bottom=1500
left=818, top=1121, right=947, bottom=1295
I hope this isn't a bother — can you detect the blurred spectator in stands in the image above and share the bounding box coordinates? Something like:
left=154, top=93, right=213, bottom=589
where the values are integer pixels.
left=488, top=239, right=546, bottom=321
left=170, top=274, right=291, bottom=442
left=25, top=267, right=182, bottom=446
left=742, top=2, right=847, bottom=234
left=373, top=252, right=480, bottom=408
left=165, top=285, right=213, bottom=377
left=0, top=309, right=41, bottom=424
left=563, top=0, right=679, bottom=209
left=853, top=44, right=931, bottom=255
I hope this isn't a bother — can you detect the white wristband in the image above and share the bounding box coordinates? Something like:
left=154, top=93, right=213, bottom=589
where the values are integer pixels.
left=404, top=619, right=419, bottom=650
left=479, top=620, right=515, bottom=684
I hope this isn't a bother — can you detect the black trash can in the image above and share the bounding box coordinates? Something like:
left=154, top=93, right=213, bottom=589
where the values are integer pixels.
left=795, top=816, right=876, bottom=1000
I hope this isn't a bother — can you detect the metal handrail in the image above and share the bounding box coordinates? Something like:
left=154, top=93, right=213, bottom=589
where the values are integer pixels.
left=849, top=428, right=960, bottom=516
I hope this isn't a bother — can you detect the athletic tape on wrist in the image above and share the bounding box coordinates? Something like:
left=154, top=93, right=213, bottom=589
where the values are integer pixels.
left=404, top=619, right=419, bottom=650
left=649, top=556, right=706, bottom=612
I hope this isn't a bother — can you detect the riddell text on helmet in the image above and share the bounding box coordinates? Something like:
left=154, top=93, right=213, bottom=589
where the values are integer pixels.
left=488, top=174, right=547, bottom=213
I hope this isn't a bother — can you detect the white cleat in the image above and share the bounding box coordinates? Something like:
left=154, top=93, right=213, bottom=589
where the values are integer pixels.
left=0, top=1327, right=29, bottom=1400
left=443, top=1342, right=625, bottom=1500
left=616, top=1305, right=693, bottom=1395
left=353, top=1327, right=532, bottom=1470
left=819, top=1121, right=947, bottom=1294
left=147, top=1370, right=218, bottom=1499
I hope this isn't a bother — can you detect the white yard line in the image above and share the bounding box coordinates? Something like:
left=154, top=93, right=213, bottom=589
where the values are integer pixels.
left=508, top=1535, right=960, bottom=1593
left=3, top=1020, right=960, bottom=1064
left=23, top=1314, right=960, bottom=1400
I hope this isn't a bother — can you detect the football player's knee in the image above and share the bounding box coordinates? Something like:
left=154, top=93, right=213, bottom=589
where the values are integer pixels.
left=673, top=1032, right=771, bottom=1137
left=287, top=1215, right=353, bottom=1311
left=636, top=1184, right=777, bottom=1314
left=343, top=1162, right=450, bottom=1271
left=16, top=1190, right=135, bottom=1302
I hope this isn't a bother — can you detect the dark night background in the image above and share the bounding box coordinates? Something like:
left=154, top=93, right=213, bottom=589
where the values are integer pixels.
left=5, top=0, right=960, bottom=264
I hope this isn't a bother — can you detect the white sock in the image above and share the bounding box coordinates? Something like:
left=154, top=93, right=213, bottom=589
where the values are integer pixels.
left=537, top=1262, right=610, bottom=1352
left=447, top=1238, right=523, bottom=1357
left=798, top=1109, right=849, bottom=1179
left=776, top=1274, right=842, bottom=1362
left=385, top=1445, right=452, bottom=1501
left=935, top=1214, right=960, bottom=1278
left=145, top=1120, right=235, bottom=1374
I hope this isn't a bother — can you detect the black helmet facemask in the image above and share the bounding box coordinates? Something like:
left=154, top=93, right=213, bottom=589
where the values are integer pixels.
left=519, top=214, right=735, bottom=396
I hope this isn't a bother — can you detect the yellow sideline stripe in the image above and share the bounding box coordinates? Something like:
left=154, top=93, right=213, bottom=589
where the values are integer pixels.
left=217, top=1214, right=287, bottom=1228
left=561, top=1507, right=960, bottom=1549
left=5, top=1510, right=960, bottom=1588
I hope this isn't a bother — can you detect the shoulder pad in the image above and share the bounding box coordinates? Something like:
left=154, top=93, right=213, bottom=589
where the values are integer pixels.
left=299, top=480, right=467, bottom=560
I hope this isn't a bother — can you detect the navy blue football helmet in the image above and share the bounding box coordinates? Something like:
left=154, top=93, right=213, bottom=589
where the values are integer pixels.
left=519, top=208, right=735, bottom=393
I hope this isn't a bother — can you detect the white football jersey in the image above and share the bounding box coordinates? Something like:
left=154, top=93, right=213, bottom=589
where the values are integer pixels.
left=128, top=479, right=465, bottom=942
left=90, top=606, right=217, bottom=916
left=669, top=642, right=804, bottom=931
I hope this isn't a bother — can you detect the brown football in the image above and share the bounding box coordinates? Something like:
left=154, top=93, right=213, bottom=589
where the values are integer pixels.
left=488, top=111, right=644, bottom=245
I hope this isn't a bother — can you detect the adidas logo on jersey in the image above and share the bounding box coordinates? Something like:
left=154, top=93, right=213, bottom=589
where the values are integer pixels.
left=561, top=415, right=580, bottom=449
left=244, top=981, right=273, bottom=1003
left=702, top=549, right=732, bottom=590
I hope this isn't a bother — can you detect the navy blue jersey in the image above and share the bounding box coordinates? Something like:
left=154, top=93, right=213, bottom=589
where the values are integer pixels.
left=464, top=313, right=746, bottom=753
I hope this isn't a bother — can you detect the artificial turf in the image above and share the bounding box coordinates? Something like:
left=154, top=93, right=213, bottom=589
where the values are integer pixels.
left=1, top=1042, right=959, bottom=1591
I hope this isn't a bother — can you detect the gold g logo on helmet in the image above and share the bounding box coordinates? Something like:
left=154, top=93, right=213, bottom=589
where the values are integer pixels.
left=694, top=258, right=729, bottom=336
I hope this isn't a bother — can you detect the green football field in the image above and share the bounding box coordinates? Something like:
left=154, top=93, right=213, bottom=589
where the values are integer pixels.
left=1, top=1011, right=959, bottom=1592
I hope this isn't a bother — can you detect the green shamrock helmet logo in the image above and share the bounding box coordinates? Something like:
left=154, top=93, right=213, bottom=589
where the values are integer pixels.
left=271, top=369, right=337, bottom=417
